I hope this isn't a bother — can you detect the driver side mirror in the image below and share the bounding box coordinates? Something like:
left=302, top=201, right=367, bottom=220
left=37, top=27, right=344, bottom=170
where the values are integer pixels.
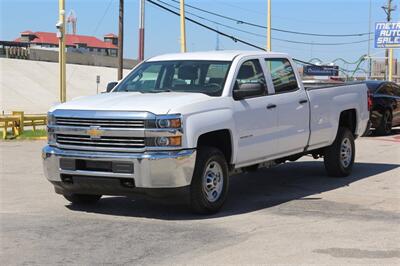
left=106, top=81, right=118, bottom=92
left=233, top=82, right=265, bottom=100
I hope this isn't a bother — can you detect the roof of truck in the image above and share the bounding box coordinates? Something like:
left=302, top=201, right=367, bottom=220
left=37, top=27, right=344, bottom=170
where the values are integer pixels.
left=147, top=50, right=289, bottom=62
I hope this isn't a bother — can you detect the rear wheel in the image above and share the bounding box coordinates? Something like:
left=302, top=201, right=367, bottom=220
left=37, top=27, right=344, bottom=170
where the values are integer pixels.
left=324, top=127, right=355, bottom=177
left=190, top=146, right=229, bottom=214
left=64, top=194, right=102, bottom=204
left=376, top=110, right=392, bottom=135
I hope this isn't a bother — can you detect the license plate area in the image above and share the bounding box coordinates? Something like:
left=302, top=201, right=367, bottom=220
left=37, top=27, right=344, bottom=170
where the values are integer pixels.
left=60, top=158, right=134, bottom=174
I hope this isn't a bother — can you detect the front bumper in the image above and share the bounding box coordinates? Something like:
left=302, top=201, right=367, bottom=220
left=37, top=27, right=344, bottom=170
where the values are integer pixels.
left=42, top=145, right=196, bottom=196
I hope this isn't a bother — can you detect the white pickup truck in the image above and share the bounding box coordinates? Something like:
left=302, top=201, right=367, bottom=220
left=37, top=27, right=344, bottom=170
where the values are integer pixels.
left=43, top=51, right=369, bottom=214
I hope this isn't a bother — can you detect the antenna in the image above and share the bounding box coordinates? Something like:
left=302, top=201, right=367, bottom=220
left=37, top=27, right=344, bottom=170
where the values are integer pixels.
left=67, top=10, right=77, bottom=35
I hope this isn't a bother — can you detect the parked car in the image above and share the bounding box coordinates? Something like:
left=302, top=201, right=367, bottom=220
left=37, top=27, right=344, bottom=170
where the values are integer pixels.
left=365, top=81, right=400, bottom=135
left=42, top=51, right=369, bottom=214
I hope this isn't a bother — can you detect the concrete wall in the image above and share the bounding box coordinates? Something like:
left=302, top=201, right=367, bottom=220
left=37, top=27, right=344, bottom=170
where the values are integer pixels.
left=0, top=58, right=130, bottom=114
left=29, top=48, right=138, bottom=69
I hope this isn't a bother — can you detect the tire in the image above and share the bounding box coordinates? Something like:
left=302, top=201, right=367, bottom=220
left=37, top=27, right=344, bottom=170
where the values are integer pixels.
left=324, top=127, right=355, bottom=177
left=190, top=146, right=229, bottom=214
left=375, top=110, right=392, bottom=136
left=64, top=194, right=102, bottom=204
left=361, top=121, right=372, bottom=137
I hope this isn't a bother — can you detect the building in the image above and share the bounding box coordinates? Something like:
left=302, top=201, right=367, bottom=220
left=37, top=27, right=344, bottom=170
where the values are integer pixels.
left=372, top=60, right=400, bottom=82
left=13, top=30, right=118, bottom=57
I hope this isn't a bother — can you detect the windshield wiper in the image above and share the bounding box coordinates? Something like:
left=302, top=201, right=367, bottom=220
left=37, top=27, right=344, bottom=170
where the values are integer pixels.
left=146, top=89, right=173, bottom=93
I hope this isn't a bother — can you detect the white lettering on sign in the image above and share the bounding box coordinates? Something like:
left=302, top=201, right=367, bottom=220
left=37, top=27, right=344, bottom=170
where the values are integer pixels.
left=375, top=22, right=400, bottom=48
left=376, top=22, right=400, bottom=30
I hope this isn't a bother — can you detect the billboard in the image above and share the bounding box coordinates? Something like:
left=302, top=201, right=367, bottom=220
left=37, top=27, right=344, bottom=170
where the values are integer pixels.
left=303, top=65, right=339, bottom=76
left=374, top=22, right=400, bottom=48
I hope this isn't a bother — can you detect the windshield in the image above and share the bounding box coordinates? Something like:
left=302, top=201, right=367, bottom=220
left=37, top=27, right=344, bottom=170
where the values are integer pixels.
left=113, top=60, right=231, bottom=96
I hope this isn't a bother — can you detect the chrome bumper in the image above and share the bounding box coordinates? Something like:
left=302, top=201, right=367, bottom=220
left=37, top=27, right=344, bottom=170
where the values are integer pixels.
left=42, top=145, right=196, bottom=189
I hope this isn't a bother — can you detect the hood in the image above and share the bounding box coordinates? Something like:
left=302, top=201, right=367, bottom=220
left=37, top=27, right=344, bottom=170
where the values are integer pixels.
left=49, top=92, right=212, bottom=114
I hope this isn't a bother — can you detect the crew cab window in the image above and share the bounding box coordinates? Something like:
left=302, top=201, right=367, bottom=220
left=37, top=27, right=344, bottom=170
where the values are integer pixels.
left=264, top=58, right=298, bottom=93
left=378, top=83, right=398, bottom=96
left=235, top=59, right=266, bottom=89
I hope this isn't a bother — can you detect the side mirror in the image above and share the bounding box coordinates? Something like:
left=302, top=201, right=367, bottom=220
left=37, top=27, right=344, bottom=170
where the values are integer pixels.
left=233, top=82, right=265, bottom=100
left=106, top=81, right=118, bottom=92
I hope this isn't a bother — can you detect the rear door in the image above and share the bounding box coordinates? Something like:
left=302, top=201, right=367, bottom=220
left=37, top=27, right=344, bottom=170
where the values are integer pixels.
left=264, top=58, right=310, bottom=155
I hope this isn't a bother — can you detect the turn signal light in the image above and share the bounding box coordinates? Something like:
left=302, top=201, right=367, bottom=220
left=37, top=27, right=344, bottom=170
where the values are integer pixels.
left=169, top=136, right=182, bottom=146
left=169, top=119, right=181, bottom=128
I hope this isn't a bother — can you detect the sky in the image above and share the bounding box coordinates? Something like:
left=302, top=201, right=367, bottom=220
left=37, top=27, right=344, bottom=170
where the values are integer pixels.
left=1, top=0, right=399, bottom=73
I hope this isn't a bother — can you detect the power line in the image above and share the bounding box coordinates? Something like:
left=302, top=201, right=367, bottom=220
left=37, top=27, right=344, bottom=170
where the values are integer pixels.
left=169, top=0, right=372, bottom=37
left=155, top=0, right=372, bottom=46
left=147, top=0, right=369, bottom=74
left=147, top=0, right=266, bottom=50
left=147, top=0, right=323, bottom=68
left=217, top=0, right=369, bottom=25
left=92, top=0, right=114, bottom=34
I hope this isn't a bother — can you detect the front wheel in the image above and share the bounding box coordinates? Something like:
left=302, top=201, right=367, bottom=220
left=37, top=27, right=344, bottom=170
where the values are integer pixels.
left=64, top=194, right=102, bottom=204
left=190, top=146, right=229, bottom=214
left=324, top=127, right=355, bottom=177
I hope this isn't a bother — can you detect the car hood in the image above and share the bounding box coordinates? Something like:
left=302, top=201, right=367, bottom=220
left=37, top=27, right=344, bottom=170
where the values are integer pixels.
left=49, top=92, right=212, bottom=114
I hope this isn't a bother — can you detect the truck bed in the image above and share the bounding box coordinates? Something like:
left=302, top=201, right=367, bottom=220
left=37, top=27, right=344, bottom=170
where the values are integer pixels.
left=306, top=83, right=369, bottom=150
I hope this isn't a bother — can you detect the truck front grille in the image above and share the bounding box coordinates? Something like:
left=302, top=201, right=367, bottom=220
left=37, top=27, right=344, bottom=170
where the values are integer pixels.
left=56, top=134, right=145, bottom=150
left=55, top=117, right=145, bottom=129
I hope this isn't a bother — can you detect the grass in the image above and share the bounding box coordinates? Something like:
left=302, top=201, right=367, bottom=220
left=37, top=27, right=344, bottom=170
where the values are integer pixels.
left=15, top=129, right=47, bottom=140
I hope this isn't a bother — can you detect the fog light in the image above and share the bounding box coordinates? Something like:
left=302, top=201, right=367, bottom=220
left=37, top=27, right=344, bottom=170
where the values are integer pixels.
left=120, top=179, right=135, bottom=188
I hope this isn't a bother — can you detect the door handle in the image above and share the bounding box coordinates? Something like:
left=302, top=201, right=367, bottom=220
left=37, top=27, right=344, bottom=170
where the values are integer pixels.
left=266, top=104, right=277, bottom=109
left=299, top=99, right=308, bottom=104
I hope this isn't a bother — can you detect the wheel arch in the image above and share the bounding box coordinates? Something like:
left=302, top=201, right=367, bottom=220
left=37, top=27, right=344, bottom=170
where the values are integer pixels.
left=196, top=129, right=234, bottom=166
left=338, top=109, right=357, bottom=137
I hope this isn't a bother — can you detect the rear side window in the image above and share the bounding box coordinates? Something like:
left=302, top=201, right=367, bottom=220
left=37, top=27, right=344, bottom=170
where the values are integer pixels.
left=264, top=58, right=298, bottom=93
left=393, top=84, right=400, bottom=97
left=378, top=83, right=396, bottom=96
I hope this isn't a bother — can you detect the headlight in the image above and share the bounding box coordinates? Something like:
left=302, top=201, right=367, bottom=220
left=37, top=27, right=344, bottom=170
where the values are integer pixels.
left=47, top=112, right=56, bottom=126
left=156, top=118, right=181, bottom=128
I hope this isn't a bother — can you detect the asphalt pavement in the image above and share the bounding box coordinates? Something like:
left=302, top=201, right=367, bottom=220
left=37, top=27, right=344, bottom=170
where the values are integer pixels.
left=1, top=133, right=399, bottom=265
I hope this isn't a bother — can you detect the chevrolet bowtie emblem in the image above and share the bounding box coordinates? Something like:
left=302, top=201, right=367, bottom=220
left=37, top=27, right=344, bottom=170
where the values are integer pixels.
left=87, top=126, right=103, bottom=139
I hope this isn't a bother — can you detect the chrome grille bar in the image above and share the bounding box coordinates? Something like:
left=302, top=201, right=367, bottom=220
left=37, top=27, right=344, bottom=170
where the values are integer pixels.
left=55, top=117, right=145, bottom=128
left=56, top=134, right=145, bottom=149
left=56, top=135, right=144, bottom=143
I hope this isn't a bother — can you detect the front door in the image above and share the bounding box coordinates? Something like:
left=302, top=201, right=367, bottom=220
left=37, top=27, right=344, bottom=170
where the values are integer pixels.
left=232, top=58, right=278, bottom=165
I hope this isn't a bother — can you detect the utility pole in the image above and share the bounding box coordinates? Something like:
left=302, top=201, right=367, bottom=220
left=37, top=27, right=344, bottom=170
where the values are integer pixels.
left=118, top=0, right=124, bottom=80
left=267, top=0, right=271, bottom=52
left=58, top=0, right=66, bottom=103
left=367, top=0, right=372, bottom=79
left=382, top=0, right=395, bottom=81
left=138, top=0, right=145, bottom=61
left=180, top=0, right=187, bottom=52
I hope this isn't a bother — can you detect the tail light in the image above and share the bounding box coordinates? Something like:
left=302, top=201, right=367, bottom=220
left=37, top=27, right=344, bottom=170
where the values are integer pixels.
left=367, top=91, right=373, bottom=111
